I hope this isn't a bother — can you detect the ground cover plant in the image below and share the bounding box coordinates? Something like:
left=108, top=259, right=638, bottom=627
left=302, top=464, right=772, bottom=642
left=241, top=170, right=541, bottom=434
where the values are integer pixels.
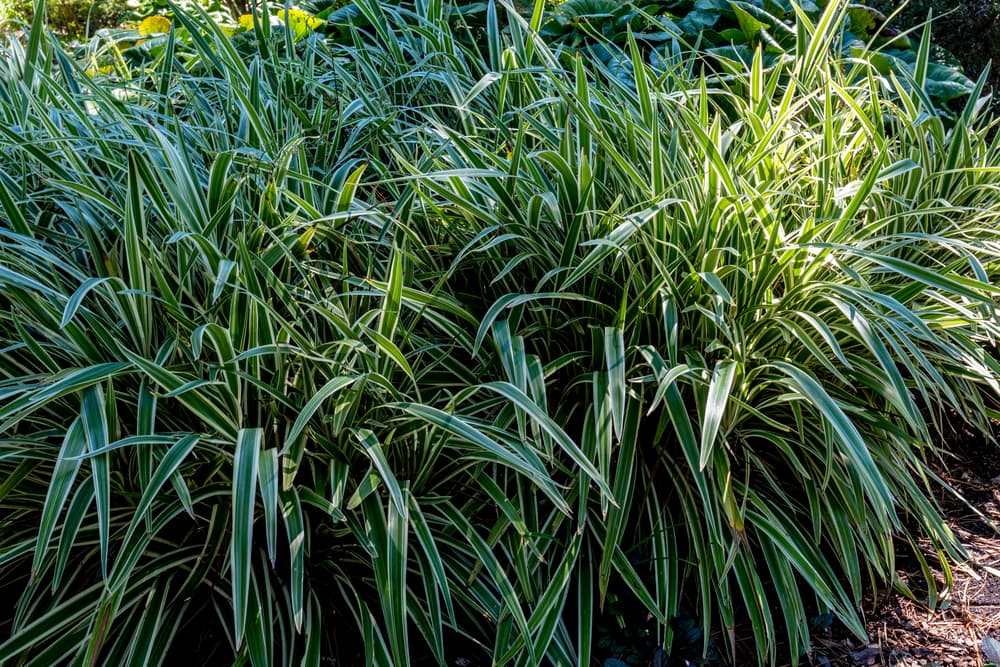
left=2, top=0, right=1000, bottom=664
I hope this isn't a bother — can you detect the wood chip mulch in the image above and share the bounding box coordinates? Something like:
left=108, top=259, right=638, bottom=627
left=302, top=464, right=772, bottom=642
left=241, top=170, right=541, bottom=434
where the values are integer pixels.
left=807, top=425, right=1000, bottom=667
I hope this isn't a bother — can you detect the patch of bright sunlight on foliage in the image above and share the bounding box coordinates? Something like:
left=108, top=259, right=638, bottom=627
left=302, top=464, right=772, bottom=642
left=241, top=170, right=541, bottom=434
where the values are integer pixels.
left=238, top=7, right=324, bottom=38
left=136, top=14, right=170, bottom=33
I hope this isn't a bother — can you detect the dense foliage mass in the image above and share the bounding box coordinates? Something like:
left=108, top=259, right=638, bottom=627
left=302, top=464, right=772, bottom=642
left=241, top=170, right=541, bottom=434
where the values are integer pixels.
left=871, top=0, right=1000, bottom=107
left=1, top=0, right=1000, bottom=664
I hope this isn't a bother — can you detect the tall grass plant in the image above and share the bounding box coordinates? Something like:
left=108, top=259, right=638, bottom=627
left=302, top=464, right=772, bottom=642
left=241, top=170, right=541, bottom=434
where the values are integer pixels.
left=2, top=1, right=1000, bottom=664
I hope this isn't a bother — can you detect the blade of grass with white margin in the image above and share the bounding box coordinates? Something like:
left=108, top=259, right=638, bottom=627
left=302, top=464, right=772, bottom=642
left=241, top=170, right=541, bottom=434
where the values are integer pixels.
left=258, top=448, right=279, bottom=565
left=81, top=386, right=111, bottom=581
left=604, top=327, right=626, bottom=439
left=109, top=434, right=200, bottom=590
left=0, top=363, right=131, bottom=433
left=231, top=428, right=261, bottom=649
left=439, top=501, right=537, bottom=664
left=481, top=382, right=613, bottom=499
left=599, top=399, right=641, bottom=602
left=124, top=577, right=171, bottom=667
left=280, top=375, right=357, bottom=456
left=371, top=490, right=410, bottom=666
left=351, top=428, right=406, bottom=517
left=31, top=418, right=86, bottom=581
left=281, top=487, right=306, bottom=631
left=52, top=482, right=94, bottom=592
left=407, top=494, right=454, bottom=624
left=394, top=402, right=568, bottom=512
left=771, top=361, right=892, bottom=512
left=281, top=375, right=358, bottom=490
left=699, top=360, right=739, bottom=470
left=0, top=582, right=104, bottom=662
left=120, top=349, right=237, bottom=439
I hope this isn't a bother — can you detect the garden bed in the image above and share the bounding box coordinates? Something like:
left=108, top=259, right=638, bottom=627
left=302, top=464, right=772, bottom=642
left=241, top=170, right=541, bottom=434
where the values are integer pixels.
left=811, top=427, right=1000, bottom=667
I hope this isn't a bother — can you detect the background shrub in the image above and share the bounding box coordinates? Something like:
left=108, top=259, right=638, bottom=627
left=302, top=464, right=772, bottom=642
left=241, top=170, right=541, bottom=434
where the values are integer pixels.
left=872, top=0, right=1000, bottom=100
left=15, top=0, right=126, bottom=37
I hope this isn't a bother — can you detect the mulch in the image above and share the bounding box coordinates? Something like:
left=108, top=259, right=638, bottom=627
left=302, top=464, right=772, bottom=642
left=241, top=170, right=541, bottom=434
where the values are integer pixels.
left=804, top=425, right=1000, bottom=667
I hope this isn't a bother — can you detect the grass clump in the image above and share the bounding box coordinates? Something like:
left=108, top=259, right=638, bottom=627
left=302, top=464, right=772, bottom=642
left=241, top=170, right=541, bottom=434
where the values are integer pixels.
left=1, top=1, right=1000, bottom=664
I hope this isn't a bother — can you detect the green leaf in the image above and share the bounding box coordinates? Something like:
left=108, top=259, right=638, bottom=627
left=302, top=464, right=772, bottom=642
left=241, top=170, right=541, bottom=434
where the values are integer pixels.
left=473, top=293, right=602, bottom=356
left=52, top=482, right=94, bottom=592
left=232, top=428, right=262, bottom=648
left=281, top=487, right=306, bottom=632
left=563, top=199, right=679, bottom=290
left=604, top=327, right=626, bottom=440
left=281, top=376, right=357, bottom=456
left=394, top=402, right=566, bottom=511
left=60, top=277, right=111, bottom=329
left=0, top=363, right=131, bottom=433
left=371, top=491, right=409, bottom=666
left=81, top=386, right=111, bottom=581
left=481, top=382, right=613, bottom=499
left=379, top=243, right=405, bottom=343
left=259, top=449, right=279, bottom=565
left=351, top=429, right=406, bottom=518
left=730, top=2, right=770, bottom=40
left=32, top=419, right=87, bottom=581
left=111, top=434, right=200, bottom=591
left=121, top=350, right=238, bottom=439
left=699, top=360, right=738, bottom=470
left=771, top=362, right=891, bottom=510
